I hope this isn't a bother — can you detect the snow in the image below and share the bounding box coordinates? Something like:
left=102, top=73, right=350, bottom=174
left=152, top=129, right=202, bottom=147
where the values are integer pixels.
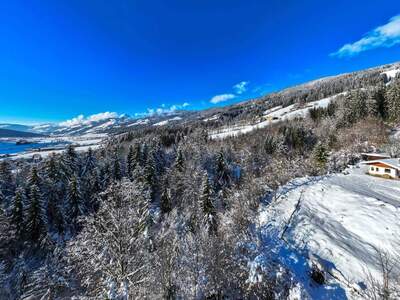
left=128, top=118, right=150, bottom=126
left=209, top=94, right=342, bottom=139
left=0, top=134, right=105, bottom=160
left=153, top=116, right=182, bottom=126
left=203, top=114, right=220, bottom=122
left=258, top=165, right=400, bottom=298
left=382, top=68, right=400, bottom=80
left=7, top=144, right=102, bottom=160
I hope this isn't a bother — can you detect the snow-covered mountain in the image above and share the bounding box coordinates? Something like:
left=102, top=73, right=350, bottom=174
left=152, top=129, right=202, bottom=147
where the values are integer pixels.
left=0, top=111, right=192, bottom=137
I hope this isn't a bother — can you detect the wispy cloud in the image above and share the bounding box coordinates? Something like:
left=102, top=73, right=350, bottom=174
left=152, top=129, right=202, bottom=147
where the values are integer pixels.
left=209, top=80, right=250, bottom=104
left=210, top=94, right=236, bottom=104
left=233, top=81, right=249, bottom=94
left=331, top=15, right=400, bottom=57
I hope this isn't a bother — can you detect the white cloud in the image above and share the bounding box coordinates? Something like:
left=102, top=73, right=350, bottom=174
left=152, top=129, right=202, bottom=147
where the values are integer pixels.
left=233, top=81, right=249, bottom=94
left=59, top=111, right=118, bottom=127
left=135, top=103, right=190, bottom=117
left=210, top=93, right=236, bottom=104
left=331, top=15, right=400, bottom=57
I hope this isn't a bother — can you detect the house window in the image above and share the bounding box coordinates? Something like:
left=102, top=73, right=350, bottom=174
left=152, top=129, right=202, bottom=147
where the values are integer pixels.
left=375, top=167, right=379, bottom=171
left=371, top=167, right=375, bottom=171
left=385, top=168, right=391, bottom=174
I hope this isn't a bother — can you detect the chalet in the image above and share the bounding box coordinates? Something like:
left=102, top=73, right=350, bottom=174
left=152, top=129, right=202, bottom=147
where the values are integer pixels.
left=363, top=159, right=400, bottom=179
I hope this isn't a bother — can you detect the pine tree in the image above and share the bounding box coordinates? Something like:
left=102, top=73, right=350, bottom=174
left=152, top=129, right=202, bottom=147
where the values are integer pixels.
left=45, top=154, right=59, bottom=182
left=314, top=143, right=329, bottom=168
left=366, top=89, right=380, bottom=117
left=200, top=172, right=217, bottom=234
left=25, top=184, right=47, bottom=242
left=264, top=135, right=277, bottom=155
left=28, top=166, right=40, bottom=187
left=143, top=149, right=157, bottom=200
left=174, top=148, right=184, bottom=173
left=160, top=185, right=172, bottom=215
left=10, top=188, right=24, bottom=238
left=60, top=145, right=79, bottom=180
left=112, top=148, right=122, bottom=181
left=82, top=147, right=96, bottom=177
left=0, top=160, right=12, bottom=185
left=0, top=160, right=13, bottom=201
left=66, top=176, right=83, bottom=227
left=386, top=80, right=400, bottom=122
left=215, top=149, right=230, bottom=191
left=140, top=143, right=148, bottom=167
left=127, top=145, right=135, bottom=179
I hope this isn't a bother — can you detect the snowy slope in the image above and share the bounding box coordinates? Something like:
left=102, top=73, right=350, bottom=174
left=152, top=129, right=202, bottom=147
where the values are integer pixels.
left=153, top=116, right=182, bottom=126
left=258, top=165, right=400, bottom=298
left=382, top=68, right=400, bottom=81
left=209, top=94, right=342, bottom=139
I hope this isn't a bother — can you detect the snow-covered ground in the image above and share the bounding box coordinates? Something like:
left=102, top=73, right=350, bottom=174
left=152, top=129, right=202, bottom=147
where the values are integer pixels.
left=258, top=165, right=400, bottom=299
left=153, top=116, right=182, bottom=126
left=209, top=94, right=342, bottom=139
left=0, top=134, right=105, bottom=160
left=382, top=68, right=400, bottom=82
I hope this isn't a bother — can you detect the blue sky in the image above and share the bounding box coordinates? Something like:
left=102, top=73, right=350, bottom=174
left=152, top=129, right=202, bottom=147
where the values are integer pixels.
left=1, top=0, right=400, bottom=124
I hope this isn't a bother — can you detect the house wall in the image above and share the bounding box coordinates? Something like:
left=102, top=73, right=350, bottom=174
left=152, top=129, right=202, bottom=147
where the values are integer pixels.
left=368, top=165, right=398, bottom=178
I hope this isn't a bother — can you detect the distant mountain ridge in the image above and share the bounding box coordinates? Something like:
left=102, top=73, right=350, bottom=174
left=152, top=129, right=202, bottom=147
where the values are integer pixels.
left=0, top=128, right=45, bottom=138
left=2, top=61, right=400, bottom=137
left=0, top=110, right=193, bottom=136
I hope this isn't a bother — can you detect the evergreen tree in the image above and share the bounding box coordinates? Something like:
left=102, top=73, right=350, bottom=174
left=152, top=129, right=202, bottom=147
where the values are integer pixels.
left=127, top=145, right=135, bottom=179
left=46, top=188, right=64, bottom=236
left=174, top=148, right=184, bottom=173
left=45, top=154, right=59, bottom=182
left=160, top=185, right=172, bottom=215
left=10, top=188, right=24, bottom=238
left=386, top=80, right=400, bottom=122
left=0, top=160, right=13, bottom=201
left=200, top=172, right=217, bottom=234
left=66, top=176, right=83, bottom=227
left=60, top=145, right=79, bottom=180
left=264, top=135, right=277, bottom=155
left=81, top=148, right=96, bottom=177
left=28, top=166, right=40, bottom=187
left=112, top=148, right=122, bottom=181
left=215, top=149, right=230, bottom=191
left=313, top=143, right=329, bottom=168
left=143, top=149, right=157, bottom=200
left=366, top=89, right=380, bottom=117
left=0, top=160, right=12, bottom=185
left=140, top=143, right=149, bottom=167
left=25, top=184, right=47, bottom=242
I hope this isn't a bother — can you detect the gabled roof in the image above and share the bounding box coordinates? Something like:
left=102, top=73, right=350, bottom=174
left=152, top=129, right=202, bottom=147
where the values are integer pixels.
left=361, top=152, right=391, bottom=158
left=363, top=159, right=400, bottom=171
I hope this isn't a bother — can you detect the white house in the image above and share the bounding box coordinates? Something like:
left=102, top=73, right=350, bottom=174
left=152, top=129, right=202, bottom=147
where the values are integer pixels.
left=363, top=159, right=400, bottom=179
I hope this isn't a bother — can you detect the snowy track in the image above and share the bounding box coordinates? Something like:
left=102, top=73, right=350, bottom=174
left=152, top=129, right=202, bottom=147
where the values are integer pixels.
left=258, top=166, right=400, bottom=299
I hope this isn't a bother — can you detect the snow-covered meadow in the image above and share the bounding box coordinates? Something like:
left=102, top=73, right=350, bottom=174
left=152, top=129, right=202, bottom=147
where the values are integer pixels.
left=209, top=94, right=343, bottom=140
left=0, top=134, right=105, bottom=160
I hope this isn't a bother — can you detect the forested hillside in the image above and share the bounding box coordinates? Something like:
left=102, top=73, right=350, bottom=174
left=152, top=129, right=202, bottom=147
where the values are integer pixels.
left=1, top=63, right=400, bottom=299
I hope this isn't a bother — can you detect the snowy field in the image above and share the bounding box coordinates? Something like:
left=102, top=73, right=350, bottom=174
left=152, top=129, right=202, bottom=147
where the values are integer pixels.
left=0, top=134, right=105, bottom=160
left=209, top=94, right=342, bottom=140
left=258, top=165, right=400, bottom=299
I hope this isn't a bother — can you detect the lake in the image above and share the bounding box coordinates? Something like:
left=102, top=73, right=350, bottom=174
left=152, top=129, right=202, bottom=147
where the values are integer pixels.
left=0, top=141, right=68, bottom=155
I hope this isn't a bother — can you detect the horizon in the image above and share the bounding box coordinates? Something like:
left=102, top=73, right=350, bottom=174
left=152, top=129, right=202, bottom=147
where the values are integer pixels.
left=1, top=1, right=400, bottom=124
